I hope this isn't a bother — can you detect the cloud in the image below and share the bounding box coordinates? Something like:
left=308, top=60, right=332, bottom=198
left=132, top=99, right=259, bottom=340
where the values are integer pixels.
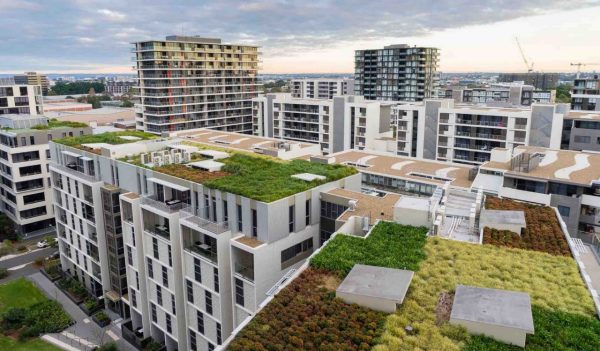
left=0, top=0, right=598, bottom=72
left=97, top=8, right=126, bottom=22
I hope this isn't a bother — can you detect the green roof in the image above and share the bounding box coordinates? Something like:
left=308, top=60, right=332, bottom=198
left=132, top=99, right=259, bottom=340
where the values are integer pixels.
left=54, top=131, right=159, bottom=148
left=30, top=119, right=88, bottom=130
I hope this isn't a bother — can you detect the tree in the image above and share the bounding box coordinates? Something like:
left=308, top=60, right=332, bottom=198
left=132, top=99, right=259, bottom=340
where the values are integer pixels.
left=121, top=99, right=134, bottom=108
left=50, top=81, right=105, bottom=95
left=0, top=214, right=16, bottom=241
left=555, top=83, right=572, bottom=103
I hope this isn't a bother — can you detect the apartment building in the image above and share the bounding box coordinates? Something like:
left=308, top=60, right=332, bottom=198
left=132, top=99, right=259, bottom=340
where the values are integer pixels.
left=252, top=93, right=392, bottom=154
left=132, top=35, right=262, bottom=134
left=0, top=115, right=91, bottom=238
left=290, top=78, right=355, bottom=99
left=14, top=71, right=50, bottom=96
left=439, top=83, right=555, bottom=106
left=571, top=75, right=600, bottom=111
left=561, top=110, right=600, bottom=152
left=50, top=128, right=359, bottom=351
left=475, top=146, right=600, bottom=240
left=354, top=44, right=439, bottom=101
left=0, top=79, right=43, bottom=115
left=436, top=102, right=568, bottom=165
left=106, top=79, right=135, bottom=96
left=498, top=72, right=559, bottom=90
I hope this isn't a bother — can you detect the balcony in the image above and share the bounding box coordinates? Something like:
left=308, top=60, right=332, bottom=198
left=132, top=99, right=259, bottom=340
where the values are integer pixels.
left=234, top=262, right=254, bottom=282
left=180, top=206, right=229, bottom=234
left=141, top=195, right=185, bottom=213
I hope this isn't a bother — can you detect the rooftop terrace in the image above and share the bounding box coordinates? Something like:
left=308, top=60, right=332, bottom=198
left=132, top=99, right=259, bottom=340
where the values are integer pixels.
left=54, top=130, right=159, bottom=151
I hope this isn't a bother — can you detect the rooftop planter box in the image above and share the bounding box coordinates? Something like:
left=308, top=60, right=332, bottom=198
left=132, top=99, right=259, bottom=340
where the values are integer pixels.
left=40, top=260, right=63, bottom=282
left=79, top=297, right=103, bottom=316
left=55, top=277, right=89, bottom=305
left=92, top=311, right=111, bottom=328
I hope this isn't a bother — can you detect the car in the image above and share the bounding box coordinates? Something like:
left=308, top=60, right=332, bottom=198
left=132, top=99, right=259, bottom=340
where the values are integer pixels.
left=36, top=240, right=48, bottom=248
left=46, top=250, right=60, bottom=260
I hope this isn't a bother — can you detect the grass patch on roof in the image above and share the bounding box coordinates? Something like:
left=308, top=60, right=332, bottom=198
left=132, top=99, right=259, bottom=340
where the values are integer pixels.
left=30, top=119, right=88, bottom=130
left=54, top=131, right=158, bottom=148
left=373, top=238, right=595, bottom=351
left=310, top=221, right=428, bottom=277
left=483, top=196, right=570, bottom=256
left=202, top=153, right=357, bottom=202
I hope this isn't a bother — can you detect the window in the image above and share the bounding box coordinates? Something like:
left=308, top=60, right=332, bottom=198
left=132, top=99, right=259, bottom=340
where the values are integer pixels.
left=147, top=258, right=153, bottom=279
left=251, top=209, right=257, bottom=237
left=162, top=265, right=168, bottom=287
left=205, top=291, right=213, bottom=315
left=168, top=245, right=172, bottom=267
left=135, top=272, right=139, bottom=290
left=197, top=310, right=204, bottom=334
left=574, top=135, right=591, bottom=143
left=289, top=205, right=295, bottom=233
left=165, top=314, right=172, bottom=333
left=151, top=303, right=157, bottom=322
left=127, top=246, right=133, bottom=265
left=237, top=204, right=242, bottom=231
left=208, top=343, right=214, bottom=351
left=131, top=229, right=136, bottom=246
left=194, top=257, right=202, bottom=283
left=281, top=238, right=314, bottom=268
left=235, top=278, right=244, bottom=306
left=131, top=290, right=137, bottom=308
left=186, top=279, right=194, bottom=303
left=152, top=238, right=159, bottom=259
left=30, top=136, right=35, bottom=145
left=217, top=322, right=222, bottom=344
left=223, top=200, right=228, bottom=222
left=213, top=267, right=219, bottom=293
left=189, top=329, right=197, bottom=351
left=305, top=199, right=311, bottom=225
left=211, top=196, right=217, bottom=222
left=204, top=195, right=209, bottom=218
left=558, top=205, right=571, bottom=217
left=171, top=293, right=176, bottom=315
left=157, top=285, right=163, bottom=305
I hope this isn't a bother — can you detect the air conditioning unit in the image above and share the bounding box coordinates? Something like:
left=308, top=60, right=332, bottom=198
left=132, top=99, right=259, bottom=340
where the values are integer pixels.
left=163, top=154, right=172, bottom=165
left=173, top=153, right=181, bottom=164
left=182, top=152, right=191, bottom=162
left=151, top=151, right=158, bottom=159
left=153, top=156, right=163, bottom=167
left=140, top=153, right=150, bottom=164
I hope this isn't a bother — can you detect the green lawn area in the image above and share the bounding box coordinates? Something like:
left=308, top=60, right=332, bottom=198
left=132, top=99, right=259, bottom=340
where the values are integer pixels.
left=31, top=119, right=88, bottom=130
left=0, top=335, right=62, bottom=351
left=203, top=153, right=357, bottom=202
left=54, top=130, right=158, bottom=149
left=0, top=278, right=48, bottom=313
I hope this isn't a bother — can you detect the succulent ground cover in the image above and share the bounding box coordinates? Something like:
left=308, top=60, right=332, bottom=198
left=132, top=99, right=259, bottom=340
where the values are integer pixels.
left=483, top=196, right=570, bottom=256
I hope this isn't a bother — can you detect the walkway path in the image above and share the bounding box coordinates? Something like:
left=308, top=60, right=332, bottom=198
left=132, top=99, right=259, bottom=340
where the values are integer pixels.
left=27, top=272, right=137, bottom=351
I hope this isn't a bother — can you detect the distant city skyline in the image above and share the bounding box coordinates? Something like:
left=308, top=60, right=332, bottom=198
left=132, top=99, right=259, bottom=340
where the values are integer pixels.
left=1, top=1, right=599, bottom=74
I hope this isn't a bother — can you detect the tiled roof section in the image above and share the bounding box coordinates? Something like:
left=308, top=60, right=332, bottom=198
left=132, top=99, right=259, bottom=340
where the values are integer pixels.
left=326, top=150, right=474, bottom=189
left=235, top=236, right=264, bottom=248
left=482, top=146, right=600, bottom=186
left=327, top=188, right=400, bottom=222
left=173, top=129, right=316, bottom=153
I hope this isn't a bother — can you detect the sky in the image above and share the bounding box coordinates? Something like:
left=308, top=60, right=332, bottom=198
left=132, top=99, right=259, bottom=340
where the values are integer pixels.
left=1, top=0, right=600, bottom=74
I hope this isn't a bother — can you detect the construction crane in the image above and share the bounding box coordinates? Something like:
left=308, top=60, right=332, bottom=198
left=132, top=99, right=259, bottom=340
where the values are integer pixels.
left=570, top=63, right=600, bottom=79
left=515, top=37, right=534, bottom=73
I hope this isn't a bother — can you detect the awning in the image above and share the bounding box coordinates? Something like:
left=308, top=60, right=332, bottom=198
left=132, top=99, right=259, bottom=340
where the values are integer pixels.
left=147, top=177, right=189, bottom=192
left=61, top=150, right=81, bottom=158
left=105, top=290, right=120, bottom=303
left=79, top=156, right=93, bottom=161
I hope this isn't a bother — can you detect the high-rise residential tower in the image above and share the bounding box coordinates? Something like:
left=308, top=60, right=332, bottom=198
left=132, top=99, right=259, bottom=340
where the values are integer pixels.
left=14, top=72, right=50, bottom=96
left=132, top=36, right=262, bottom=134
left=354, top=44, right=439, bottom=102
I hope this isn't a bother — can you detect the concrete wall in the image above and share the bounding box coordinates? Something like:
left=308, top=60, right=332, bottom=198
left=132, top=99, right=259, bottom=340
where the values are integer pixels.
left=336, top=291, right=397, bottom=313
left=450, top=318, right=528, bottom=348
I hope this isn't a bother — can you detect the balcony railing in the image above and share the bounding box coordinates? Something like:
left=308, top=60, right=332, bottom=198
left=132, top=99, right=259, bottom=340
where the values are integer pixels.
left=141, top=196, right=186, bottom=213
left=51, top=164, right=98, bottom=183
left=235, top=262, right=254, bottom=282
left=180, top=206, right=229, bottom=234
left=185, top=244, right=218, bottom=264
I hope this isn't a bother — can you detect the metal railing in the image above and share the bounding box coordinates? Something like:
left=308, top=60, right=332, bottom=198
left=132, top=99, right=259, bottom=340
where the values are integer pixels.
left=180, top=206, right=229, bottom=234
left=51, top=164, right=98, bottom=183
left=141, top=196, right=186, bottom=213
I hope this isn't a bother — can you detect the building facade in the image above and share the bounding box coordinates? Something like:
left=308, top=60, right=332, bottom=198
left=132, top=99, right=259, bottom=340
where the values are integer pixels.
left=439, top=83, right=555, bottom=106
left=106, top=80, right=136, bottom=96
left=0, top=115, right=91, bottom=238
left=571, top=75, right=600, bottom=111
left=561, top=110, right=600, bottom=152
left=290, top=78, right=354, bottom=99
left=133, top=35, right=262, bottom=134
left=252, top=93, right=392, bottom=154
left=0, top=79, right=43, bottom=115
left=50, top=129, right=359, bottom=351
left=497, top=73, right=559, bottom=90
left=354, top=44, right=439, bottom=101
left=14, top=72, right=49, bottom=96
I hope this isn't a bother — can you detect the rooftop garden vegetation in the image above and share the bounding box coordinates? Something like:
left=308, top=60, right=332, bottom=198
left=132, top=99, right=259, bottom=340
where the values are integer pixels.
left=54, top=131, right=158, bottom=150
left=30, top=119, right=88, bottom=130
left=232, top=222, right=428, bottom=350
left=310, top=221, right=428, bottom=277
left=373, top=238, right=596, bottom=351
left=483, top=197, right=570, bottom=256
left=202, top=153, right=357, bottom=202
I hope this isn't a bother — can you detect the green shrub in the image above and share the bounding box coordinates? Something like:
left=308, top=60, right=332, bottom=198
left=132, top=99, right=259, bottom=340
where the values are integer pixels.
left=310, top=221, right=428, bottom=277
left=16, top=245, right=27, bottom=252
left=22, top=300, right=72, bottom=337
left=1, top=307, right=26, bottom=330
left=83, top=297, right=100, bottom=310
left=94, top=311, right=110, bottom=323
left=97, top=342, right=118, bottom=351
left=0, top=268, right=7, bottom=279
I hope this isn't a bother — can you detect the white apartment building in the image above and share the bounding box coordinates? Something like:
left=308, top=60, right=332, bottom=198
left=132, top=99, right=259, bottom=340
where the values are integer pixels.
left=253, top=93, right=392, bottom=154
left=50, top=129, right=360, bottom=351
left=0, top=115, right=91, bottom=238
left=571, top=75, right=600, bottom=111
left=290, top=78, right=355, bottom=99
left=132, top=35, right=262, bottom=134
left=0, top=79, right=43, bottom=115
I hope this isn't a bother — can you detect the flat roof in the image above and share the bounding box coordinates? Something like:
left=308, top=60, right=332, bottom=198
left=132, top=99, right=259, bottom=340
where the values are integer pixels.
left=45, top=108, right=135, bottom=126
left=451, top=285, right=534, bottom=332
left=337, top=264, right=414, bottom=303
left=482, top=146, right=600, bottom=186
left=326, top=150, right=474, bottom=189
left=327, top=188, right=401, bottom=222
left=566, top=111, right=600, bottom=121
left=480, top=209, right=526, bottom=226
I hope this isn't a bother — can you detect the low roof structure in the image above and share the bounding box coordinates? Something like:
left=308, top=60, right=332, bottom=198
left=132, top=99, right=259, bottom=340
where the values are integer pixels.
left=187, top=159, right=224, bottom=172
left=336, top=264, right=414, bottom=313
left=451, top=285, right=534, bottom=333
left=480, top=209, right=526, bottom=227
